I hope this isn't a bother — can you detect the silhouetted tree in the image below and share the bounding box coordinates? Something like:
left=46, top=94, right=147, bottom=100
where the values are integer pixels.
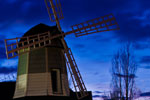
left=111, top=44, right=137, bottom=100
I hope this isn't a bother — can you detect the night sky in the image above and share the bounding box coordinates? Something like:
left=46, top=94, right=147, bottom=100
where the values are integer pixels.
left=0, top=0, right=150, bottom=99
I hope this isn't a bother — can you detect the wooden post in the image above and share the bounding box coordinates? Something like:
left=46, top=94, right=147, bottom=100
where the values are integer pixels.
left=22, top=42, right=25, bottom=52
left=11, top=45, right=14, bottom=56
left=16, top=39, right=20, bottom=54
left=38, top=34, right=41, bottom=47
left=4, top=40, right=8, bottom=59
left=48, top=31, right=51, bottom=44
left=33, top=39, right=35, bottom=48
left=27, top=37, right=30, bottom=51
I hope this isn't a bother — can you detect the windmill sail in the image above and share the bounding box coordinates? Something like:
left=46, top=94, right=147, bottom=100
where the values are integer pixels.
left=45, top=0, right=64, bottom=22
left=71, top=14, right=119, bottom=37
left=4, top=31, right=52, bottom=59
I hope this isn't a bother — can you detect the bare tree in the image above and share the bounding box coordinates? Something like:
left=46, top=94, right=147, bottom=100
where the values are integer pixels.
left=111, top=44, right=137, bottom=100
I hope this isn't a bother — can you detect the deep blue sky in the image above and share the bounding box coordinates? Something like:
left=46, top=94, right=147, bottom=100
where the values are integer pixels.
left=0, top=0, right=150, bottom=99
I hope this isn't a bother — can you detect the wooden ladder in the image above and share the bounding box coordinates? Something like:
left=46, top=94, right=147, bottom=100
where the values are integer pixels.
left=65, top=48, right=88, bottom=99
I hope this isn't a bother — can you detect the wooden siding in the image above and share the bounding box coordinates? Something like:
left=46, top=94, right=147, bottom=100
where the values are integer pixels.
left=61, top=73, right=70, bottom=96
left=47, top=72, right=53, bottom=95
left=47, top=47, right=65, bottom=69
left=18, top=53, right=28, bottom=75
left=47, top=47, right=70, bottom=96
left=26, top=72, right=69, bottom=96
left=26, top=73, right=47, bottom=96
left=13, top=74, right=27, bottom=98
left=28, top=48, right=46, bottom=73
left=14, top=47, right=70, bottom=98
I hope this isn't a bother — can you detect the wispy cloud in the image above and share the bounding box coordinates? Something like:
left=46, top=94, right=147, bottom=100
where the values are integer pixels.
left=0, top=67, right=17, bottom=74
left=133, top=42, right=150, bottom=50
left=0, top=46, right=7, bottom=60
left=92, top=95, right=101, bottom=98
left=140, top=66, right=150, bottom=69
left=140, top=56, right=150, bottom=64
left=93, top=91, right=103, bottom=94
left=0, top=59, right=18, bottom=67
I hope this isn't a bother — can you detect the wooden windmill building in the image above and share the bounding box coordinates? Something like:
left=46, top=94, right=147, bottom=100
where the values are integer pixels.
left=14, top=24, right=70, bottom=99
left=4, top=0, right=119, bottom=100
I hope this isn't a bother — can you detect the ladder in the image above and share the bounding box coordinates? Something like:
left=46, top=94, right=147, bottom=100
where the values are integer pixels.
left=65, top=48, right=88, bottom=99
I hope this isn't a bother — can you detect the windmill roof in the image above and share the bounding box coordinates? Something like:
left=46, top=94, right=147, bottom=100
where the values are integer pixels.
left=20, top=23, right=64, bottom=48
left=22, top=23, right=61, bottom=37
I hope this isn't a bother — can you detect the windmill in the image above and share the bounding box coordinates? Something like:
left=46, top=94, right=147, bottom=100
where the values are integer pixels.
left=4, top=0, right=119, bottom=100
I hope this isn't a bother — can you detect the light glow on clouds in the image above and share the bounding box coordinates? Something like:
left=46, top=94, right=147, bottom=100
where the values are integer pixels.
left=0, top=73, right=16, bottom=82
left=1, top=59, right=18, bottom=67
left=132, top=9, right=150, bottom=26
left=136, top=68, right=150, bottom=92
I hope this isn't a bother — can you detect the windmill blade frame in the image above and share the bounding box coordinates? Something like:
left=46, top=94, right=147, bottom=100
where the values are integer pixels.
left=4, top=31, right=52, bottom=59
left=45, top=0, right=64, bottom=22
left=71, top=13, right=119, bottom=37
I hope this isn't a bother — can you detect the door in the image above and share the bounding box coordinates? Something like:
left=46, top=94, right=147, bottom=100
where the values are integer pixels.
left=51, top=69, right=62, bottom=94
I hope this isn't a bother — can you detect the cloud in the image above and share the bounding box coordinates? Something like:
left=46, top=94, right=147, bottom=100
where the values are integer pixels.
left=92, top=95, right=108, bottom=98
left=140, top=1, right=150, bottom=11
left=0, top=72, right=17, bottom=82
left=133, top=10, right=150, bottom=22
left=7, top=0, right=17, bottom=3
left=74, top=44, right=85, bottom=49
left=0, top=35, right=6, bottom=42
left=140, top=66, right=150, bottom=69
left=93, top=91, right=103, bottom=94
left=0, top=35, right=7, bottom=59
left=64, top=0, right=150, bottom=45
left=0, top=59, right=18, bottom=67
left=115, top=12, right=150, bottom=42
left=0, top=0, right=150, bottom=44
left=0, top=0, right=49, bottom=32
left=140, top=56, right=150, bottom=64
left=0, top=67, right=17, bottom=74
left=0, top=47, right=6, bottom=59
left=94, top=72, right=99, bottom=75
left=92, top=95, right=101, bottom=98
left=133, top=42, right=150, bottom=50
left=0, top=40, right=4, bottom=45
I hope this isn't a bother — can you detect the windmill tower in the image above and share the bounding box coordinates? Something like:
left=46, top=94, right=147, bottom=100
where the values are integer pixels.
left=4, top=0, right=119, bottom=100
left=13, top=24, right=71, bottom=99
